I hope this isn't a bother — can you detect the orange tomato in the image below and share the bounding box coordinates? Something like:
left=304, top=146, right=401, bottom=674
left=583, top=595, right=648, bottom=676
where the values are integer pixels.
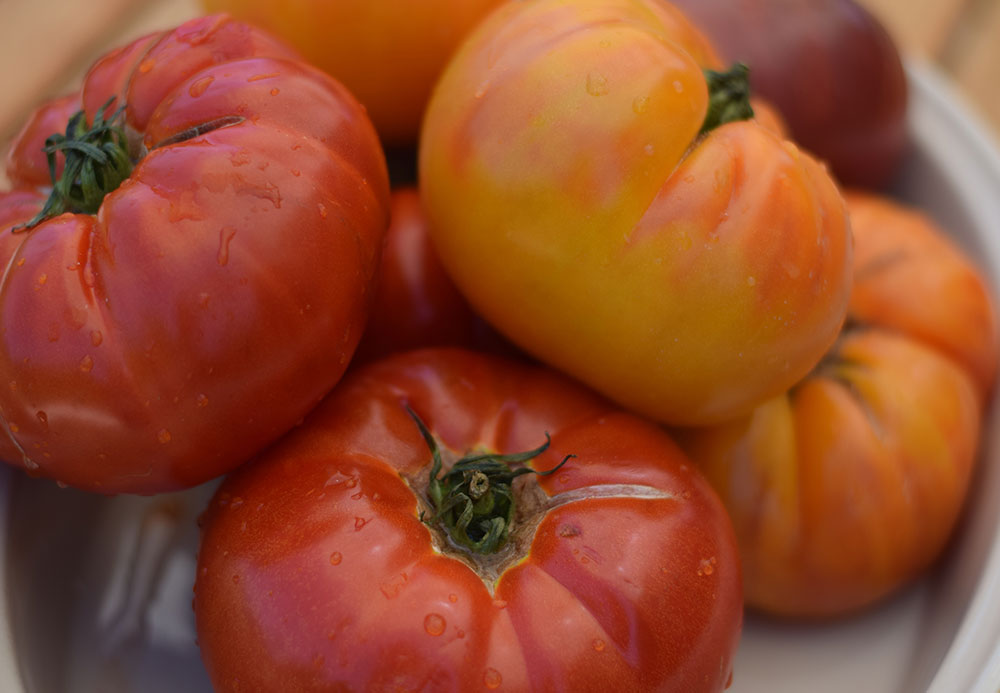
left=678, top=191, right=998, bottom=618
left=200, top=0, right=506, bottom=146
left=419, top=0, right=852, bottom=426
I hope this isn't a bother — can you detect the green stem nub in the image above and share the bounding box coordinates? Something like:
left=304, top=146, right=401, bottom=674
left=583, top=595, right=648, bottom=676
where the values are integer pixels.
left=407, top=406, right=574, bottom=555
left=15, top=98, right=133, bottom=232
left=699, top=63, right=755, bottom=136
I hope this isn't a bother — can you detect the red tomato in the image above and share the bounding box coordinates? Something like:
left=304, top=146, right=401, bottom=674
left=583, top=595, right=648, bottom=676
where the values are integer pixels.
left=678, top=192, right=997, bottom=618
left=194, top=348, right=743, bottom=692
left=419, top=0, right=853, bottom=426
left=353, top=187, right=514, bottom=365
left=200, top=0, right=507, bottom=146
left=0, top=15, right=390, bottom=494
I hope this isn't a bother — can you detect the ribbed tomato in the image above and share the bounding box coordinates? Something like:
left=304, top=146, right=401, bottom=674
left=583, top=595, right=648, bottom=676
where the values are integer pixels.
left=194, top=348, right=742, bottom=692
left=0, top=15, right=390, bottom=493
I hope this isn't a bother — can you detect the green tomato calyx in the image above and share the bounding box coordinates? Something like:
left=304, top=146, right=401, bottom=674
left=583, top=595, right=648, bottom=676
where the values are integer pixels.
left=700, top=63, right=755, bottom=136
left=15, top=98, right=134, bottom=232
left=407, top=406, right=573, bottom=555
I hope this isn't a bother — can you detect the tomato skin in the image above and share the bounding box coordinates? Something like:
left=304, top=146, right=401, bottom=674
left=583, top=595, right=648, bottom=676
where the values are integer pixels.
left=353, top=187, right=515, bottom=365
left=677, top=192, right=997, bottom=618
left=194, top=348, right=742, bottom=692
left=200, top=0, right=506, bottom=146
left=419, top=0, right=852, bottom=426
left=0, top=15, right=390, bottom=494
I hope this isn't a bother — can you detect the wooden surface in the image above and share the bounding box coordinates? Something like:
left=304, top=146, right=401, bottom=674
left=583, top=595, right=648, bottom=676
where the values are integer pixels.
left=1, top=0, right=999, bottom=154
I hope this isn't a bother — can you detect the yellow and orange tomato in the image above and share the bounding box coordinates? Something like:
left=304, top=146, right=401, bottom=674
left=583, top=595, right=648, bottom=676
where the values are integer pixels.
left=679, top=191, right=998, bottom=618
left=419, top=0, right=853, bottom=427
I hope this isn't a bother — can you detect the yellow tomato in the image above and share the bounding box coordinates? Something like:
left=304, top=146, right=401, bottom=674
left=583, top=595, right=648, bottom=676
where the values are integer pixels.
left=419, top=0, right=852, bottom=426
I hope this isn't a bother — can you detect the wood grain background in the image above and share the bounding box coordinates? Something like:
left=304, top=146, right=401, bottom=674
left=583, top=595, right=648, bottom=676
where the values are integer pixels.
left=1, top=0, right=998, bottom=157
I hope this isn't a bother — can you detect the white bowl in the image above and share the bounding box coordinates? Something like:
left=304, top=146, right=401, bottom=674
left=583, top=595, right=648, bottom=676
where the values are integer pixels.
left=2, top=61, right=999, bottom=692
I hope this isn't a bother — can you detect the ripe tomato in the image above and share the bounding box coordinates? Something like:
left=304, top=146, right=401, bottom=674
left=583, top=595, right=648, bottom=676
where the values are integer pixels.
left=200, top=0, right=506, bottom=146
left=0, top=15, right=390, bottom=494
left=678, top=192, right=997, bottom=618
left=670, top=0, right=909, bottom=190
left=352, top=187, right=514, bottom=365
left=419, top=0, right=853, bottom=426
left=194, top=348, right=743, bottom=692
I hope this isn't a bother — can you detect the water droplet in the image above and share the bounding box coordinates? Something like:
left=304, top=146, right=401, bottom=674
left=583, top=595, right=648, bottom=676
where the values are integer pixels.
left=448, top=594, right=458, bottom=603
left=423, top=613, right=446, bottom=636
left=644, top=143, right=655, bottom=156
left=593, top=638, right=606, bottom=652
left=632, top=95, right=649, bottom=113
left=90, top=330, right=103, bottom=346
left=673, top=79, right=684, bottom=93
left=23, top=455, right=39, bottom=471
left=747, top=276, right=756, bottom=287
left=697, top=557, right=717, bottom=576
left=483, top=668, right=502, bottom=689
left=196, top=393, right=209, bottom=407
left=329, top=551, right=342, bottom=566
left=270, top=87, right=280, bottom=96
left=586, top=72, right=609, bottom=96
left=230, top=497, right=244, bottom=509
left=492, top=599, right=507, bottom=610
left=318, top=203, right=328, bottom=218
left=351, top=491, right=363, bottom=500
left=79, top=355, right=94, bottom=373
left=474, top=80, right=490, bottom=98
left=189, top=75, right=214, bottom=98
left=291, top=169, right=301, bottom=177
left=37, top=273, right=47, bottom=286
left=157, top=429, right=172, bottom=444
left=345, top=477, right=359, bottom=489
left=36, top=411, right=48, bottom=428
left=217, top=227, right=237, bottom=266
left=247, top=72, right=279, bottom=82
left=8, top=423, right=18, bottom=433
left=16, top=258, right=25, bottom=267
left=353, top=517, right=367, bottom=530
left=138, top=59, right=155, bottom=73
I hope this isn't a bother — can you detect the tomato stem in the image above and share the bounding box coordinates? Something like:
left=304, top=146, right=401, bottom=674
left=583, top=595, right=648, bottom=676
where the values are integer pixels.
left=14, top=98, right=133, bottom=232
left=699, top=63, right=755, bottom=136
left=406, top=406, right=573, bottom=555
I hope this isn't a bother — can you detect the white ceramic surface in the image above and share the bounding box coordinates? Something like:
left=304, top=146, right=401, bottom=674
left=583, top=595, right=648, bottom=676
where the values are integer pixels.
left=2, top=61, right=1000, bottom=692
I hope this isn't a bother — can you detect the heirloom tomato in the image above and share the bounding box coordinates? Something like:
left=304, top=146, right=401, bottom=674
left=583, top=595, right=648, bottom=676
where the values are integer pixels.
left=678, top=191, right=998, bottom=619
left=194, top=348, right=743, bottom=692
left=353, top=187, right=514, bottom=365
left=0, top=15, right=390, bottom=494
left=419, top=0, right=853, bottom=426
left=200, top=0, right=506, bottom=146
left=671, top=0, right=909, bottom=190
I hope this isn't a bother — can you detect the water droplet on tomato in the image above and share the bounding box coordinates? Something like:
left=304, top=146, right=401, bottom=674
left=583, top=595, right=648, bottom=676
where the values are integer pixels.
left=492, top=599, right=507, bottom=610
left=474, top=80, right=490, bottom=98
left=79, top=355, right=94, bottom=373
left=592, top=638, right=606, bottom=652
left=354, top=517, right=367, bottom=530
left=230, top=497, right=244, bottom=509
left=632, top=95, right=649, bottom=113
left=345, top=477, right=359, bottom=489
left=138, top=59, right=155, bottom=73
left=318, top=203, right=328, bottom=218
left=189, top=75, right=214, bottom=98
left=90, top=330, right=103, bottom=346
left=483, top=668, right=502, bottom=689
left=697, top=557, right=717, bottom=576
left=423, top=613, right=446, bottom=636
left=157, top=429, right=172, bottom=444
left=217, top=227, right=237, bottom=266
left=644, top=143, right=655, bottom=156
left=36, top=411, right=48, bottom=428
left=448, top=593, right=458, bottom=603
left=747, top=276, right=756, bottom=287
left=673, top=79, right=684, bottom=94
left=329, top=551, right=343, bottom=566
left=586, top=72, right=609, bottom=96
left=270, top=87, right=280, bottom=96
left=196, top=394, right=209, bottom=407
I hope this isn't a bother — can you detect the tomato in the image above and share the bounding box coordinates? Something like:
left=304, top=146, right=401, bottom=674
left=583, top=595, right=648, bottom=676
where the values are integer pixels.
left=419, top=0, right=853, bottom=427
left=194, top=348, right=742, bottom=692
left=0, top=15, right=390, bottom=494
left=200, top=0, right=506, bottom=146
left=670, top=0, right=909, bottom=190
left=352, top=187, right=514, bottom=365
left=677, top=191, right=998, bottom=618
